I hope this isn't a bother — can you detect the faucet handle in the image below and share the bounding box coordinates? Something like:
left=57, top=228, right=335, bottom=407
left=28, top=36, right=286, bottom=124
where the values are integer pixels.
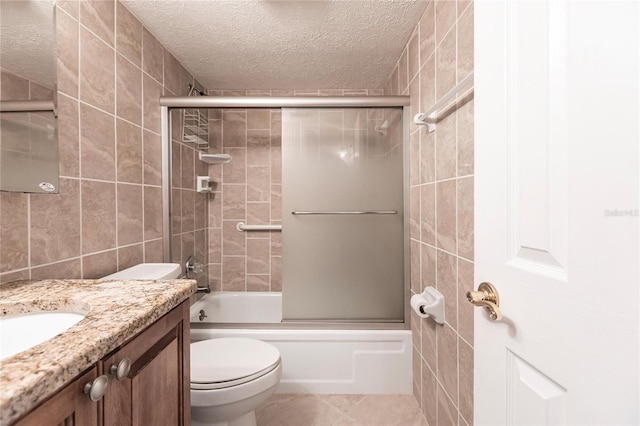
left=185, top=256, right=205, bottom=278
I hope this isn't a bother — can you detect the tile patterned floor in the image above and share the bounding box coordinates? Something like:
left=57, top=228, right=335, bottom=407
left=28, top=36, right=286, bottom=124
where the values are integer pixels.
left=256, top=394, right=428, bottom=426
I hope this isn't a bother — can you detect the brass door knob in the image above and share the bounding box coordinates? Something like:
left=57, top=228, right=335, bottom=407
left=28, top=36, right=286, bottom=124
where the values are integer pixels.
left=466, top=282, right=502, bottom=321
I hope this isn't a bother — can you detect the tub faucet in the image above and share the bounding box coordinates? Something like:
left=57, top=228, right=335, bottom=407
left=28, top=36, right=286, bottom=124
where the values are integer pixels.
left=185, top=255, right=205, bottom=279
left=196, top=283, right=211, bottom=293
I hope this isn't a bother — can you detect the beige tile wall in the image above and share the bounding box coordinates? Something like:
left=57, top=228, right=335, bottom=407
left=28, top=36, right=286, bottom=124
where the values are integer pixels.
left=2, top=4, right=473, bottom=419
left=384, top=1, right=475, bottom=425
left=203, top=89, right=383, bottom=292
left=0, top=0, right=206, bottom=282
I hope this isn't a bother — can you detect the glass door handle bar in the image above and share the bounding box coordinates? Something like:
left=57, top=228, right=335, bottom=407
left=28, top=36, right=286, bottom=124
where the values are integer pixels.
left=291, top=210, right=398, bottom=215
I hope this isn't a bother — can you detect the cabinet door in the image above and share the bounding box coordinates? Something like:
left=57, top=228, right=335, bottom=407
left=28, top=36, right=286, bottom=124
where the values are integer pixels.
left=102, top=301, right=190, bottom=426
left=15, top=367, right=98, bottom=426
left=131, top=338, right=179, bottom=425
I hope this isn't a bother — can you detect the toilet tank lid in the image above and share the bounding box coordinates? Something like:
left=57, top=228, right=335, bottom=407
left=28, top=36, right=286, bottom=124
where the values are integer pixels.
left=101, top=263, right=182, bottom=280
left=191, top=338, right=280, bottom=384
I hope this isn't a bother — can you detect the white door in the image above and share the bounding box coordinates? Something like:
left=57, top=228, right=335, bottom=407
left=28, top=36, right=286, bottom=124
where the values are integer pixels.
left=475, top=1, right=639, bottom=424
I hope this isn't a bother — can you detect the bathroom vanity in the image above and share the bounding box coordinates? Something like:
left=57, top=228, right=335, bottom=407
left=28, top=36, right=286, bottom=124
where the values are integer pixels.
left=0, top=278, right=197, bottom=425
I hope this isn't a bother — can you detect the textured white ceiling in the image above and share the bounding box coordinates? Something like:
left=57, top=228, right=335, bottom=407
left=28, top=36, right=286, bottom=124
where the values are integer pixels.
left=121, top=0, right=428, bottom=90
left=0, top=0, right=56, bottom=89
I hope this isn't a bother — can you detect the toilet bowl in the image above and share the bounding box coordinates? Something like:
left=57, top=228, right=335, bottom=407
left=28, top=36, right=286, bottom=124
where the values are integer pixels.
left=101, top=263, right=282, bottom=426
left=190, top=337, right=282, bottom=426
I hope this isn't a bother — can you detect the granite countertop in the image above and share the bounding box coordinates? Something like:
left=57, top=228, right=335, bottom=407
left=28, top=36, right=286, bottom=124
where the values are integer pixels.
left=0, top=278, right=197, bottom=425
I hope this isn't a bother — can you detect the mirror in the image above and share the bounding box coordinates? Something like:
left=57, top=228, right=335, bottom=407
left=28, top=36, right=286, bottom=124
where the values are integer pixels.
left=0, top=0, right=58, bottom=194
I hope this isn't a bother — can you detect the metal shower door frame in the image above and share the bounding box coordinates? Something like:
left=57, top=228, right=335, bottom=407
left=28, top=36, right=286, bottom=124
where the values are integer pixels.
left=160, top=96, right=411, bottom=329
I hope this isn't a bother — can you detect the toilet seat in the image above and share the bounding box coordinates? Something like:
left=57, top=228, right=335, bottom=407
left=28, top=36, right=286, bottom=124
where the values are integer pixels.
left=191, top=338, right=281, bottom=391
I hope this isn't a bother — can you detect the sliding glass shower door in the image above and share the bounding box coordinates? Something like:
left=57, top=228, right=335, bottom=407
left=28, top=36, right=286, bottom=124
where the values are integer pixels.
left=282, top=108, right=405, bottom=322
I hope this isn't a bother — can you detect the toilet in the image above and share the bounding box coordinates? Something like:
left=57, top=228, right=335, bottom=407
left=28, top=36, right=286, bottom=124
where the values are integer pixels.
left=102, top=263, right=282, bottom=426
left=101, top=262, right=182, bottom=281
left=190, top=338, right=282, bottom=426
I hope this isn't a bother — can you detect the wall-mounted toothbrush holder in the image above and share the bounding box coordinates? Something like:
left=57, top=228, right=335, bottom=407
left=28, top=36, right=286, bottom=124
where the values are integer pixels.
left=410, top=286, right=445, bottom=325
left=196, top=176, right=214, bottom=193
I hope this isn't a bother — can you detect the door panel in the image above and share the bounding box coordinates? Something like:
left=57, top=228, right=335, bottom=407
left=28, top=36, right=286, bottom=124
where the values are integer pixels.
left=281, top=108, right=405, bottom=322
left=475, top=1, right=639, bottom=424
left=132, top=339, right=179, bottom=426
left=506, top=350, right=567, bottom=425
left=506, top=0, right=569, bottom=280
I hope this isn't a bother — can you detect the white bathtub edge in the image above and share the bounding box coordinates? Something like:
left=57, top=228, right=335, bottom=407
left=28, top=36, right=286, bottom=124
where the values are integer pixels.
left=190, top=328, right=413, bottom=395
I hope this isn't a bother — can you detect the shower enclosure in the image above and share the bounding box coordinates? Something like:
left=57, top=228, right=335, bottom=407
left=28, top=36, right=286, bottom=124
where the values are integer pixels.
left=160, top=96, right=410, bottom=328
left=282, top=108, right=405, bottom=322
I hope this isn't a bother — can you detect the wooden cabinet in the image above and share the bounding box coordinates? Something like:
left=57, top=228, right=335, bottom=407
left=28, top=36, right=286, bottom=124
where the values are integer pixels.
left=13, top=301, right=190, bottom=426
left=15, top=367, right=99, bottom=426
left=102, top=300, right=190, bottom=426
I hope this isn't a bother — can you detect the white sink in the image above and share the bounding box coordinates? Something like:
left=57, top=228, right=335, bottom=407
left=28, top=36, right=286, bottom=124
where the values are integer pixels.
left=0, top=311, right=86, bottom=360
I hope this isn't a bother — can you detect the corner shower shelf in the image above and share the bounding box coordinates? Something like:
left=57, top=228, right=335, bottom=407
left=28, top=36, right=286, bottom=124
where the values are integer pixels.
left=182, top=109, right=209, bottom=149
left=198, top=152, right=231, bottom=164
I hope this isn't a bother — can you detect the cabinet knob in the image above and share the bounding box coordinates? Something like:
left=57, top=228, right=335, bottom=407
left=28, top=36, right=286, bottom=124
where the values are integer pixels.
left=110, top=358, right=132, bottom=381
left=83, top=375, right=109, bottom=401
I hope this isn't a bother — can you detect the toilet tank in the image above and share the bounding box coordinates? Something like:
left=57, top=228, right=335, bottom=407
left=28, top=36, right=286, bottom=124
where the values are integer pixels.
left=102, top=263, right=182, bottom=280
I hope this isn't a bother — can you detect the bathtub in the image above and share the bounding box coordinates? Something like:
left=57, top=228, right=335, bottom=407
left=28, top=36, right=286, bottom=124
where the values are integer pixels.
left=189, top=292, right=412, bottom=395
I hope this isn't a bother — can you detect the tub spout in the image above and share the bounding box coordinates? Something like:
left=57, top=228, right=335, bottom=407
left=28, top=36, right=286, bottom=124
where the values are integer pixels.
left=197, top=284, right=211, bottom=293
